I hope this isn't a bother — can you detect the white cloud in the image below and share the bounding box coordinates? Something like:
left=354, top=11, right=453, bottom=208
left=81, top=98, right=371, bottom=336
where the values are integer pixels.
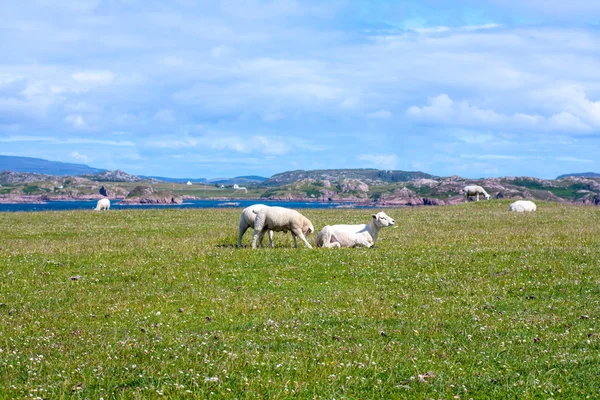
left=71, top=151, right=88, bottom=162
left=146, top=134, right=291, bottom=155
left=556, top=156, right=593, bottom=163
left=64, top=114, right=87, bottom=129
left=359, top=154, right=398, bottom=170
left=407, top=93, right=599, bottom=133
left=0, top=135, right=54, bottom=142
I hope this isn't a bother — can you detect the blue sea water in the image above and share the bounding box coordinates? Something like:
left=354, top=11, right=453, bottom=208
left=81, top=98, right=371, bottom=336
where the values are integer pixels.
left=0, top=199, right=371, bottom=212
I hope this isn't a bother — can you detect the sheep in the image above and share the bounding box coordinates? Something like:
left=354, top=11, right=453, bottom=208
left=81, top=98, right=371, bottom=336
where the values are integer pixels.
left=237, top=204, right=273, bottom=247
left=464, top=185, right=490, bottom=201
left=509, top=200, right=536, bottom=212
left=251, top=206, right=314, bottom=249
left=314, top=211, right=395, bottom=248
left=94, top=198, right=110, bottom=211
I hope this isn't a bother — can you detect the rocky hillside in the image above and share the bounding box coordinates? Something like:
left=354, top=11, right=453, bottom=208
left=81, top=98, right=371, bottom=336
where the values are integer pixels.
left=264, top=169, right=435, bottom=187
left=261, top=174, right=600, bottom=205
left=80, top=169, right=157, bottom=183
left=120, top=186, right=182, bottom=204
left=1, top=167, right=600, bottom=206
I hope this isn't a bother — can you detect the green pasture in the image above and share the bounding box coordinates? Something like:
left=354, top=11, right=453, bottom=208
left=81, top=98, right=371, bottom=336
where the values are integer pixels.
left=1, top=201, right=599, bottom=399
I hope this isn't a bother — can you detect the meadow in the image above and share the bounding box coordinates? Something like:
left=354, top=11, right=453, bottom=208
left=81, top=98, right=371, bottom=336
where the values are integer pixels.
left=1, top=201, right=599, bottom=399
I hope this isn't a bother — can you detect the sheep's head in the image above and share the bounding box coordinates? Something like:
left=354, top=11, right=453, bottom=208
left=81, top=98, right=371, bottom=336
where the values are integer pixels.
left=372, top=211, right=395, bottom=228
left=302, top=218, right=314, bottom=235
left=485, top=193, right=491, bottom=200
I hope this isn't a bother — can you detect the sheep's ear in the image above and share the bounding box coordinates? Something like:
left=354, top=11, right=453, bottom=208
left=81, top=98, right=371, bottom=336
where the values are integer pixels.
left=372, top=214, right=377, bottom=219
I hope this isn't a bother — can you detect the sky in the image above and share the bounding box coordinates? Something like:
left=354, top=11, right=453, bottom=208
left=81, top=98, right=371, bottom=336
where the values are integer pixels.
left=1, top=1, right=600, bottom=179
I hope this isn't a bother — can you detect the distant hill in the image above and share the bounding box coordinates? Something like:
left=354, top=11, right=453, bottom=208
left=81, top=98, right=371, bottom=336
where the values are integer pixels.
left=264, top=169, right=435, bottom=187
left=557, top=172, right=600, bottom=179
left=138, top=175, right=208, bottom=184
left=0, top=155, right=105, bottom=176
left=210, top=176, right=268, bottom=185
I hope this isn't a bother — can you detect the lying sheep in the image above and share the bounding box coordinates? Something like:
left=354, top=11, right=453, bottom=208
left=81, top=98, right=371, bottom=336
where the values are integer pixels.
left=251, top=206, right=314, bottom=249
left=464, top=185, right=490, bottom=201
left=509, top=200, right=536, bottom=212
left=314, top=211, right=395, bottom=248
left=238, top=204, right=273, bottom=247
left=94, top=198, right=110, bottom=211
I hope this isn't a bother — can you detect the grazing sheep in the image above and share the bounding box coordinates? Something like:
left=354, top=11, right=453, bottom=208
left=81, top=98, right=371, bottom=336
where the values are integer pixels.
left=315, top=211, right=395, bottom=248
left=238, top=204, right=273, bottom=247
left=251, top=206, right=314, bottom=249
left=464, top=185, right=491, bottom=201
left=509, top=200, right=536, bottom=212
left=94, top=198, right=110, bottom=211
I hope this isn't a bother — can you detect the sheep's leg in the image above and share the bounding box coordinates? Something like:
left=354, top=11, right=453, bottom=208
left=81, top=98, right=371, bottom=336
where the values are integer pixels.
left=251, top=230, right=261, bottom=249
left=292, top=228, right=312, bottom=249
left=258, top=230, right=268, bottom=248
left=320, top=228, right=341, bottom=248
left=238, top=221, right=249, bottom=247
left=267, top=230, right=274, bottom=247
left=476, top=193, right=479, bottom=201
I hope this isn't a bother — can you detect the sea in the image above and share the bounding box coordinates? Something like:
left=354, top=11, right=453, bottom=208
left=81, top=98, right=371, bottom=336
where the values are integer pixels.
left=0, top=199, right=371, bottom=213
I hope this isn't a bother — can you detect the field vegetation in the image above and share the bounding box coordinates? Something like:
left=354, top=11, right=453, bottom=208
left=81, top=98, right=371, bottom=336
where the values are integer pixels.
left=1, top=201, right=599, bottom=398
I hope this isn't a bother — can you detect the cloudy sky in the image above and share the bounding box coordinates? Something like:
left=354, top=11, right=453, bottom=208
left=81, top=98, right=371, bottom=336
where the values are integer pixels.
left=1, top=0, right=599, bottom=179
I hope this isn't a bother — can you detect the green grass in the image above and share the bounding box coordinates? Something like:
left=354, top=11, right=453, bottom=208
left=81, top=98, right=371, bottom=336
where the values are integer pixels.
left=1, top=201, right=600, bottom=399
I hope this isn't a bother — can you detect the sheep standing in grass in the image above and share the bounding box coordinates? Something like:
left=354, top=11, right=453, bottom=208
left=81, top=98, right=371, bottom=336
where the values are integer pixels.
left=314, top=211, right=395, bottom=248
left=509, top=200, right=536, bottom=212
left=94, top=198, right=110, bottom=211
left=464, top=185, right=491, bottom=201
left=251, top=206, right=314, bottom=249
left=238, top=204, right=273, bottom=247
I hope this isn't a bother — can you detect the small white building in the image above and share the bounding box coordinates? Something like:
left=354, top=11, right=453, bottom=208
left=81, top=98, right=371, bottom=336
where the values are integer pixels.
left=186, top=181, right=192, bottom=185
left=233, top=183, right=248, bottom=193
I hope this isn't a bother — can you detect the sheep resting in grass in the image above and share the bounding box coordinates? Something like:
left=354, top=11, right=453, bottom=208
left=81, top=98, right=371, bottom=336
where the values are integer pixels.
left=238, top=204, right=274, bottom=247
left=251, top=206, right=314, bottom=249
left=509, top=200, right=536, bottom=212
left=94, top=198, right=110, bottom=211
left=314, top=211, right=395, bottom=248
left=464, top=185, right=490, bottom=201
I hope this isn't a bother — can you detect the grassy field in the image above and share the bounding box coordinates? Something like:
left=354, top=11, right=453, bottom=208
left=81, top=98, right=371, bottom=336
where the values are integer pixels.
left=1, top=201, right=599, bottom=399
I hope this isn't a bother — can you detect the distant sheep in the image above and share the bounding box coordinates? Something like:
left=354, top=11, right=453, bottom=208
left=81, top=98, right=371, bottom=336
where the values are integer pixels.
left=94, top=198, right=110, bottom=211
left=251, top=206, right=314, bottom=249
left=315, top=211, right=395, bottom=248
left=509, top=200, right=536, bottom=212
left=464, top=185, right=490, bottom=201
left=237, top=204, right=273, bottom=247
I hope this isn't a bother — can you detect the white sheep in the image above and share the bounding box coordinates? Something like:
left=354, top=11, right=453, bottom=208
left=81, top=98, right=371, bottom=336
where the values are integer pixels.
left=464, top=185, right=490, bottom=201
left=238, top=204, right=274, bottom=247
left=251, top=206, right=314, bottom=249
left=314, top=211, right=395, bottom=248
left=509, top=200, right=536, bottom=212
left=94, top=198, right=110, bottom=211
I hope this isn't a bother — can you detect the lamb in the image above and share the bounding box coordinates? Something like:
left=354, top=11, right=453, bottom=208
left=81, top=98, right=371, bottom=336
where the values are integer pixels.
left=94, top=198, right=110, bottom=211
left=509, top=200, right=536, bottom=212
left=464, top=185, right=490, bottom=201
left=314, top=211, right=395, bottom=248
left=251, top=206, right=314, bottom=249
left=237, top=204, right=274, bottom=247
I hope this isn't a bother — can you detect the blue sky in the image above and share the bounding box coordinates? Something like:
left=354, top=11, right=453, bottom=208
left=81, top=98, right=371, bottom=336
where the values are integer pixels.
left=1, top=0, right=599, bottom=179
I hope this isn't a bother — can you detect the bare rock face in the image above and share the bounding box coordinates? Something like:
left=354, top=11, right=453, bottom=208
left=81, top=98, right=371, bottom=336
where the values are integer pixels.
left=121, top=186, right=182, bottom=204
left=339, top=179, right=369, bottom=193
